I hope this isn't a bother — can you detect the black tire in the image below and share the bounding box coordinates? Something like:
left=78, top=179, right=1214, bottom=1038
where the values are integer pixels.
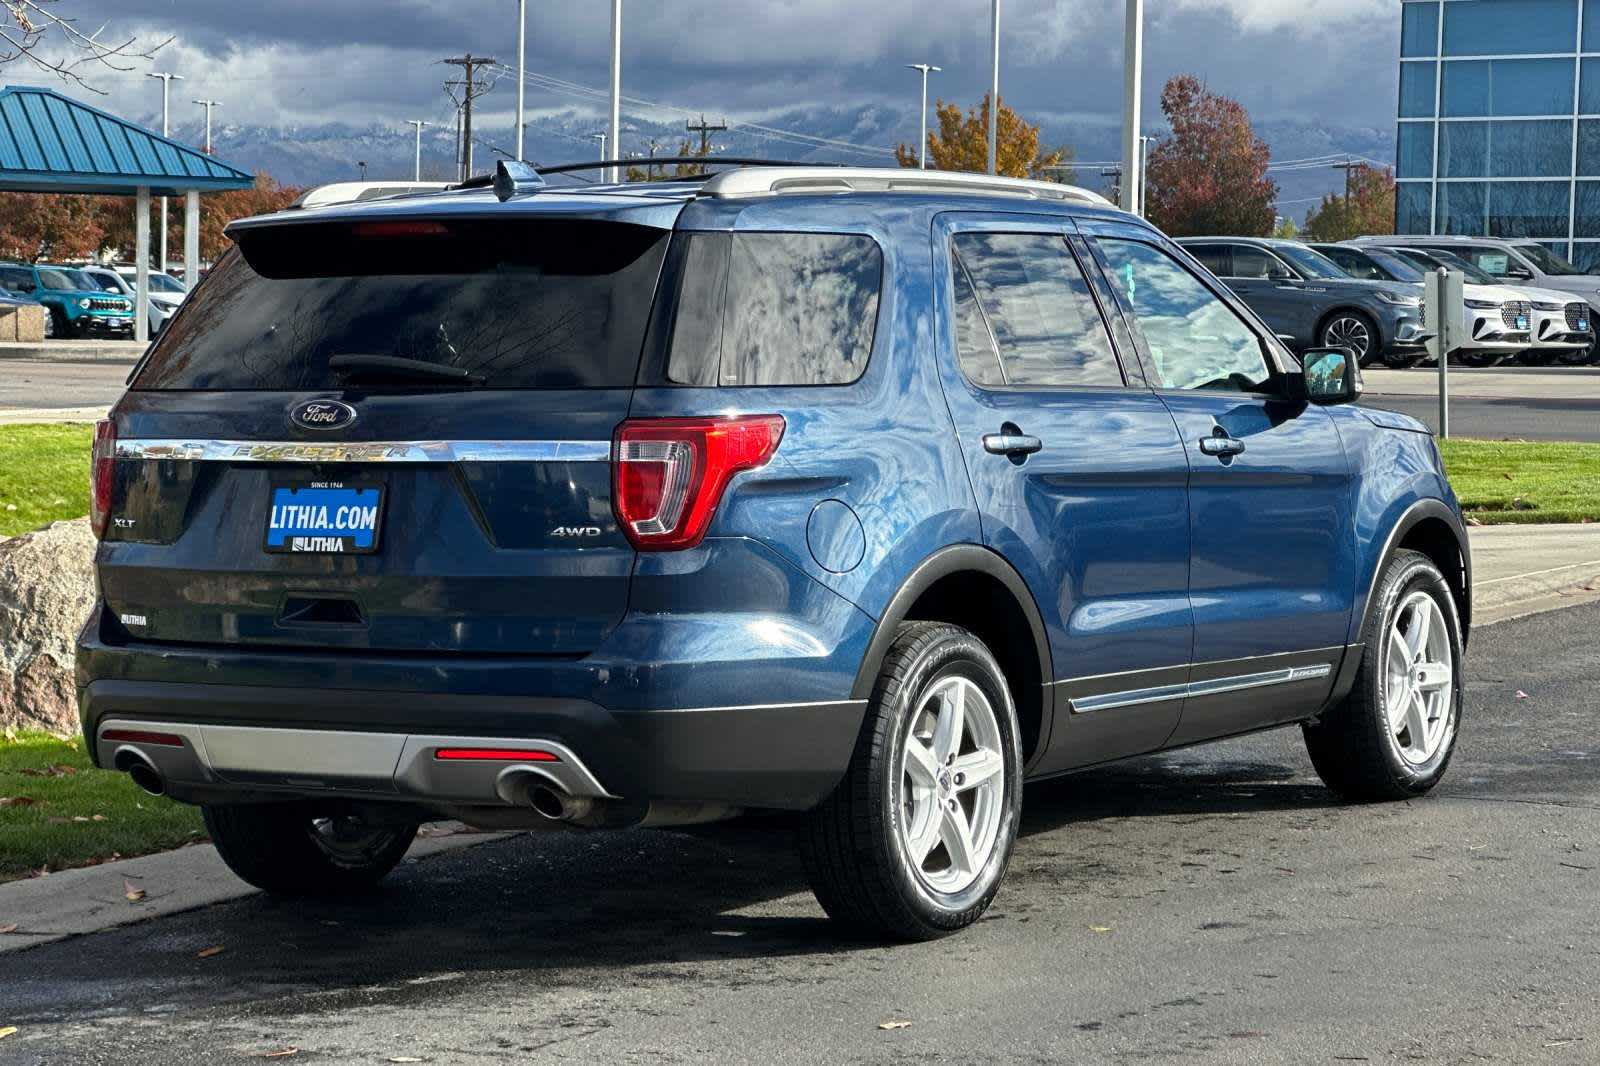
left=1555, top=340, right=1596, bottom=366
left=1303, top=549, right=1464, bottom=802
left=1320, top=310, right=1383, bottom=368
left=47, top=308, right=67, bottom=339
left=1453, top=350, right=1508, bottom=368
left=203, top=803, right=418, bottom=896
left=798, top=621, right=1023, bottom=941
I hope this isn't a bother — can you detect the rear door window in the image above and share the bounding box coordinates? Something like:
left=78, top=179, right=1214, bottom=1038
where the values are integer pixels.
left=949, top=232, right=1122, bottom=388
left=659, top=232, right=882, bottom=386
left=132, top=218, right=671, bottom=390
left=1185, top=244, right=1231, bottom=276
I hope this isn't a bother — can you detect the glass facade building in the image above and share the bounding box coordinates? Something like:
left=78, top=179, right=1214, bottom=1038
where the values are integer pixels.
left=1398, top=0, right=1600, bottom=269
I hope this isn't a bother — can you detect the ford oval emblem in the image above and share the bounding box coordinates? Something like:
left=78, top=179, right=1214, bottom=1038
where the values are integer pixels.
left=288, top=399, right=358, bottom=432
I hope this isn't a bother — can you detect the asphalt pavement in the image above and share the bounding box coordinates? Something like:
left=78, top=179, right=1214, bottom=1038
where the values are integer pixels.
left=2, top=602, right=1595, bottom=1064
left=1360, top=365, right=1600, bottom=442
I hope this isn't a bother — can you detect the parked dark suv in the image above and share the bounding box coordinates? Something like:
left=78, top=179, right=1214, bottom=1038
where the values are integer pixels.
left=1176, top=237, right=1432, bottom=367
left=78, top=162, right=1471, bottom=940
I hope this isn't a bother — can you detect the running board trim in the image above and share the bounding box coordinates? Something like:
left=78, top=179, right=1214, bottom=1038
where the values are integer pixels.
left=1068, top=662, right=1333, bottom=714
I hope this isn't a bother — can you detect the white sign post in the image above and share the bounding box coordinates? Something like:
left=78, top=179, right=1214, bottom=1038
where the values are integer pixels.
left=1424, top=268, right=1465, bottom=439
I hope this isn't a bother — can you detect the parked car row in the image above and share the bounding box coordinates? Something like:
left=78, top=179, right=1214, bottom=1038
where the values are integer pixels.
left=1175, top=236, right=1598, bottom=368
left=0, top=260, right=190, bottom=340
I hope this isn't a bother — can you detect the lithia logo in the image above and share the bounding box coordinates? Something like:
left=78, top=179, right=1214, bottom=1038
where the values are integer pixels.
left=289, top=399, right=358, bottom=431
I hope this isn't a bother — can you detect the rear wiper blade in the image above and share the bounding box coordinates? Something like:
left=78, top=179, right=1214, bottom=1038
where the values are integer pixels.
left=328, top=353, right=484, bottom=384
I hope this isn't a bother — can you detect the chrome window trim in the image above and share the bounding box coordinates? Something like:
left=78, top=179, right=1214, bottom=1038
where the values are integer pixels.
left=113, top=439, right=613, bottom=463
left=1067, top=662, right=1333, bottom=714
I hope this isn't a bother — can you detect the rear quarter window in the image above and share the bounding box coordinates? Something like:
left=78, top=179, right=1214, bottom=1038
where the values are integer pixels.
left=653, top=232, right=883, bottom=387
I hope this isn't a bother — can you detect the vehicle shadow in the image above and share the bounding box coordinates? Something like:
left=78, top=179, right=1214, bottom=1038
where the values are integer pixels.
left=0, top=747, right=1342, bottom=1022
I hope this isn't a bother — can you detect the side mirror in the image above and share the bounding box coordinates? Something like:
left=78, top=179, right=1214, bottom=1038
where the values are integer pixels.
left=1505, top=265, right=1533, bottom=280
left=1292, top=347, right=1364, bottom=406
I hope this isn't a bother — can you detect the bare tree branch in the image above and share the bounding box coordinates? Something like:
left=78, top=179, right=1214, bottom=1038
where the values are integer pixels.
left=1, top=0, right=170, bottom=95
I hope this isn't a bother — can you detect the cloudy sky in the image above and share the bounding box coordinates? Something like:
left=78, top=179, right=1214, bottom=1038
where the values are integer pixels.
left=46, top=0, right=1402, bottom=152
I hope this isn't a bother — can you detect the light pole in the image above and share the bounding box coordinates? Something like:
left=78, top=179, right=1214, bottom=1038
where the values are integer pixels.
left=406, top=120, right=427, bottom=180
left=906, top=63, right=941, bottom=170
left=987, top=0, right=1000, bottom=175
left=193, top=99, right=219, bottom=154
left=147, top=71, right=183, bottom=272
left=592, top=132, right=607, bottom=168
left=609, top=0, right=622, bottom=183
left=1120, top=0, right=1144, bottom=213
left=514, top=0, right=527, bottom=160
left=358, top=161, right=368, bottom=181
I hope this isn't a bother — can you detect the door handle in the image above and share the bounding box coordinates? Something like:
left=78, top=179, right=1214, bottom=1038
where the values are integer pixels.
left=983, top=433, right=1043, bottom=457
left=1198, top=433, right=1245, bottom=458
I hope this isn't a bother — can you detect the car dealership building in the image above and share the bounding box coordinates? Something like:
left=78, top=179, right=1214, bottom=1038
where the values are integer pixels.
left=1398, top=0, right=1600, bottom=269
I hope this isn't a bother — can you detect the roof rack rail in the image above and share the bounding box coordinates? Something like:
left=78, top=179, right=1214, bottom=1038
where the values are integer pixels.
left=290, top=181, right=451, bottom=209
left=445, top=157, right=835, bottom=190
left=699, top=167, right=1113, bottom=206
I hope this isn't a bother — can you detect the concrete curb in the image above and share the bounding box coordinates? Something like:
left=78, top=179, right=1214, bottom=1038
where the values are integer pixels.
left=0, top=341, right=143, bottom=364
left=1468, top=523, right=1600, bottom=626
left=0, top=827, right=516, bottom=955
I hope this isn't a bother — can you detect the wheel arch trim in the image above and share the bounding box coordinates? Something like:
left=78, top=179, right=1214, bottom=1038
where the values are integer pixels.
left=1359, top=496, right=1472, bottom=646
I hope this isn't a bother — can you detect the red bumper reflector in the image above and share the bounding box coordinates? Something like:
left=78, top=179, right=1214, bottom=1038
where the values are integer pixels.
left=102, top=728, right=185, bottom=748
left=433, top=748, right=560, bottom=762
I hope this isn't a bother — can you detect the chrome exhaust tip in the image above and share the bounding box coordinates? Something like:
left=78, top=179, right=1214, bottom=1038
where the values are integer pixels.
left=113, top=749, right=166, bottom=796
left=528, top=784, right=594, bottom=823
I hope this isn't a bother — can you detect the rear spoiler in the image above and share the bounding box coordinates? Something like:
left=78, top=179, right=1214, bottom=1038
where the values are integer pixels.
left=290, top=182, right=451, bottom=210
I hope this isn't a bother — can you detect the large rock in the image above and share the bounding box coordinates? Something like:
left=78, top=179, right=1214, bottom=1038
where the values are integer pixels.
left=0, top=519, right=96, bottom=736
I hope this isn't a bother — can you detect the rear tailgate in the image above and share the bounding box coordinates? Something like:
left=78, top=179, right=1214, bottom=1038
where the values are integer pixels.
left=98, top=210, right=676, bottom=655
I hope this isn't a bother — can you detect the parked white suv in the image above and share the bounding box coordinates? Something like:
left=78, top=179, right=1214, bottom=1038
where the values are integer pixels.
left=1363, top=244, right=1595, bottom=367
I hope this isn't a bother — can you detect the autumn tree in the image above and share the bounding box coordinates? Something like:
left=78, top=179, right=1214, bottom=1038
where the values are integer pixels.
left=1144, top=75, right=1277, bottom=237
left=625, top=137, right=714, bottom=182
left=0, top=191, right=105, bottom=261
left=1302, top=164, right=1395, bottom=241
left=895, top=94, right=1063, bottom=178
left=99, top=173, right=304, bottom=264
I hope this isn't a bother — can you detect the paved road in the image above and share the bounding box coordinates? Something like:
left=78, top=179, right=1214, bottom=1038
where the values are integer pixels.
left=0, top=359, right=127, bottom=425
left=1361, top=365, right=1600, bottom=441
left=1, top=605, right=1595, bottom=1064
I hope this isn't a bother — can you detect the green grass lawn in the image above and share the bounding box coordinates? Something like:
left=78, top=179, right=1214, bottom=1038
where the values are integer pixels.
left=0, top=732, right=205, bottom=882
left=0, top=423, right=93, bottom=537
left=1439, top=439, right=1600, bottom=525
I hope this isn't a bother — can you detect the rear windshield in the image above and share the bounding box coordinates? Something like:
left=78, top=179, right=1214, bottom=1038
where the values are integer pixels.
left=132, top=218, right=670, bottom=390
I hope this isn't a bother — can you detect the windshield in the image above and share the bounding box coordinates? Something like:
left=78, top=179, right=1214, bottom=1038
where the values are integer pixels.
left=1272, top=244, right=1345, bottom=280
left=133, top=218, right=671, bottom=391
left=1415, top=249, right=1499, bottom=286
left=1362, top=249, right=1427, bottom=283
left=89, top=273, right=129, bottom=293
left=36, top=270, right=76, bottom=291
left=147, top=273, right=186, bottom=293
left=1516, top=243, right=1585, bottom=276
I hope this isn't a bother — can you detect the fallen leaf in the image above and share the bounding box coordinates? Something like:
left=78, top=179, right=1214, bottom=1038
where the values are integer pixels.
left=259, top=1048, right=298, bottom=1059
left=878, top=1020, right=913, bottom=1031
left=0, top=797, right=36, bottom=808
left=388, top=1058, right=424, bottom=1064
left=0, top=1027, right=15, bottom=1040
left=0, top=924, right=17, bottom=934
left=1515, top=690, right=1530, bottom=700
left=1089, top=925, right=1113, bottom=934
left=71, top=816, right=89, bottom=823
left=196, top=945, right=226, bottom=958
left=123, top=881, right=146, bottom=903
left=91, top=814, right=106, bottom=822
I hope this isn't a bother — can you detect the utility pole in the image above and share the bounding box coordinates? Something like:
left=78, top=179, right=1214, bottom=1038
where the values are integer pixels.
left=443, top=54, right=498, bottom=181
left=1121, top=0, right=1144, bottom=213
left=406, top=120, right=428, bottom=181
left=609, top=0, right=623, bottom=182
left=193, top=98, right=219, bottom=154
left=685, top=114, right=727, bottom=168
left=147, top=71, right=182, bottom=272
left=906, top=64, right=941, bottom=170
left=987, top=0, right=1000, bottom=175
left=515, top=0, right=527, bottom=160
left=1333, top=157, right=1364, bottom=210
left=358, top=161, right=368, bottom=181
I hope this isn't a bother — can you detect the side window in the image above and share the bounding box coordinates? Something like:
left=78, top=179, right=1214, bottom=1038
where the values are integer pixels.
left=0, top=267, right=34, bottom=290
left=662, top=232, right=882, bottom=387
left=949, top=232, right=1122, bottom=388
left=1229, top=246, right=1291, bottom=280
left=1185, top=244, right=1231, bottom=276
left=1093, top=237, right=1272, bottom=393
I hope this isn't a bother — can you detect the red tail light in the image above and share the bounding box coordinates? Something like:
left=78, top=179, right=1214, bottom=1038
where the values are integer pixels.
left=90, top=419, right=116, bottom=539
left=433, top=748, right=560, bottom=762
left=613, top=415, right=785, bottom=551
left=101, top=728, right=184, bottom=747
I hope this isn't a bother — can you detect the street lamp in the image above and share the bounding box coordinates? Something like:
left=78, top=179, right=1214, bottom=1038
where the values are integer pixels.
left=407, top=120, right=428, bottom=181
left=358, top=160, right=368, bottom=181
left=146, top=71, right=183, bottom=272
left=193, top=98, right=219, bottom=155
left=1120, top=0, right=1144, bottom=213
left=609, top=0, right=622, bottom=183
left=592, top=132, right=607, bottom=169
left=988, top=0, right=1000, bottom=175
left=906, top=63, right=941, bottom=170
left=515, top=0, right=527, bottom=161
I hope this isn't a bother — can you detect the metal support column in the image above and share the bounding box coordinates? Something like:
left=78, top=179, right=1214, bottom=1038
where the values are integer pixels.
left=184, top=190, right=201, bottom=291
left=134, top=187, right=151, bottom=345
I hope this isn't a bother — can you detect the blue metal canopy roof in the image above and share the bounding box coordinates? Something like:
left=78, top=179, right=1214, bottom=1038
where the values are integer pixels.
left=0, top=85, right=254, bottom=196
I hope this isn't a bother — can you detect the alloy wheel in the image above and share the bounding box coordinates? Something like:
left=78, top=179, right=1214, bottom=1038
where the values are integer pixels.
left=1324, top=316, right=1372, bottom=362
left=896, top=674, right=1007, bottom=895
left=1383, top=591, right=1455, bottom=765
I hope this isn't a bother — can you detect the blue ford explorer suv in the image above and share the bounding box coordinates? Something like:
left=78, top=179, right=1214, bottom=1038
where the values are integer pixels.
left=78, top=161, right=1471, bottom=941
